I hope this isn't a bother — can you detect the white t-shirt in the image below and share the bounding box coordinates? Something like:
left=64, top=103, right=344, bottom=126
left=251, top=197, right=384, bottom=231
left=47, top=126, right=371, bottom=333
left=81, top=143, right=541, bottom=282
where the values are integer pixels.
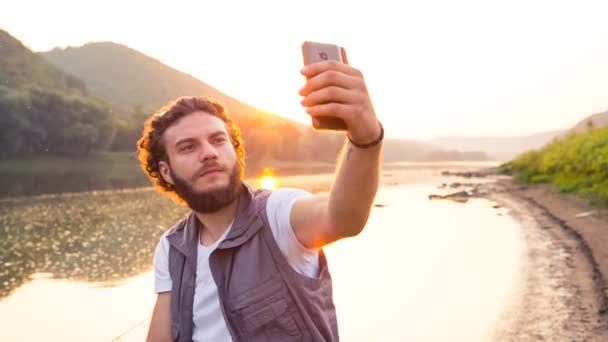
left=152, top=188, right=319, bottom=342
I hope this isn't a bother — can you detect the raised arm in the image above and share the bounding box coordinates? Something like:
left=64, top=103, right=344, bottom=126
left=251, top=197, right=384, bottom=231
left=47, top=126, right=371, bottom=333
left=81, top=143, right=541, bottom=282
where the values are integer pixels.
left=291, top=57, right=383, bottom=248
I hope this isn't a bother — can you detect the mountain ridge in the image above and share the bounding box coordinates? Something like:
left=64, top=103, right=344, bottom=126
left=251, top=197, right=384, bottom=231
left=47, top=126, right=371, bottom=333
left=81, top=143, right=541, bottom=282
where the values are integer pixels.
left=40, top=41, right=450, bottom=162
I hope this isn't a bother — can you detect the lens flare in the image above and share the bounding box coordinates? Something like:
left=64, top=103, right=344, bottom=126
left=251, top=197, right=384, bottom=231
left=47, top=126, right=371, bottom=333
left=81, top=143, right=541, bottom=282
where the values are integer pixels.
left=259, top=168, right=277, bottom=190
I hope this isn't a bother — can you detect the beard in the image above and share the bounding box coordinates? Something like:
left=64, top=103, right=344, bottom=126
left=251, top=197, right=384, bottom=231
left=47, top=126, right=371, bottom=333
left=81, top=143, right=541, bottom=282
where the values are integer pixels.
left=170, top=162, right=242, bottom=213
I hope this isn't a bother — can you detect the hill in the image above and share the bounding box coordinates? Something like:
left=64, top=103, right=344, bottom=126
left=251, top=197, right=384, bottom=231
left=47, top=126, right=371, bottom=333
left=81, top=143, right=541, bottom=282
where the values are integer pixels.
left=42, top=42, right=277, bottom=119
left=0, top=29, right=87, bottom=95
left=41, top=42, right=447, bottom=163
left=501, top=108, right=608, bottom=205
left=502, top=126, right=608, bottom=206
left=570, top=110, right=608, bottom=133
left=429, top=130, right=564, bottom=162
left=0, top=29, right=116, bottom=157
left=430, top=108, right=608, bottom=161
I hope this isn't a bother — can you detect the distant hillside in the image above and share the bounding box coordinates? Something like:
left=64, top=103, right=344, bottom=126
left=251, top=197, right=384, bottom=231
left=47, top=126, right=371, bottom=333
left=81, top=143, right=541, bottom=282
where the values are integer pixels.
left=41, top=42, right=340, bottom=163
left=0, top=33, right=532, bottom=164
left=570, top=110, right=608, bottom=133
left=0, top=29, right=87, bottom=95
left=429, top=130, right=564, bottom=161
left=383, top=137, right=437, bottom=161
left=42, top=42, right=274, bottom=118
left=41, top=41, right=448, bottom=163
left=0, top=29, right=116, bottom=157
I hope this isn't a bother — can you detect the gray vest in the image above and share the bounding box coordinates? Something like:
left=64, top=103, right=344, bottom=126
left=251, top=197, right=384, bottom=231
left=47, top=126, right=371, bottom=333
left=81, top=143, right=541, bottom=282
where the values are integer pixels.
left=165, top=184, right=339, bottom=341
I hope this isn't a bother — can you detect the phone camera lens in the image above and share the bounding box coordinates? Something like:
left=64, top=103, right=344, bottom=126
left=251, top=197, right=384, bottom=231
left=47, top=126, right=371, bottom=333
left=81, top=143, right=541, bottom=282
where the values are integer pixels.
left=319, top=52, right=328, bottom=60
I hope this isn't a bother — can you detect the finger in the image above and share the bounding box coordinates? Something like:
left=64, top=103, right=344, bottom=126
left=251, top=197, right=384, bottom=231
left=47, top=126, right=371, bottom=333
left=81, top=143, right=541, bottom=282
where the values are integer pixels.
left=300, top=86, right=358, bottom=107
left=305, top=102, right=352, bottom=119
left=300, top=59, right=362, bottom=79
left=299, top=71, right=361, bottom=97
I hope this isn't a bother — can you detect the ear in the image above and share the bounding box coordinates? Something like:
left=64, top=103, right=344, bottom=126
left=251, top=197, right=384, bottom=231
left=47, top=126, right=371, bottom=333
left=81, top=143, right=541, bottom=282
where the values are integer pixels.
left=158, top=160, right=174, bottom=186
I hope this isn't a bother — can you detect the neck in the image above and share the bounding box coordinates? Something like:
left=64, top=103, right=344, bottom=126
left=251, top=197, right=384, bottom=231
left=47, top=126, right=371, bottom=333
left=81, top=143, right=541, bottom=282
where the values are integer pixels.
left=194, top=196, right=240, bottom=246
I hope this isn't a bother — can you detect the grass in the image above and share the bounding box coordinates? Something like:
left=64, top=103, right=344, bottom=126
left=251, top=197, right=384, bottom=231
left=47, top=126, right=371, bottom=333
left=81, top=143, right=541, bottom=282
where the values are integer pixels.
left=501, top=127, right=608, bottom=206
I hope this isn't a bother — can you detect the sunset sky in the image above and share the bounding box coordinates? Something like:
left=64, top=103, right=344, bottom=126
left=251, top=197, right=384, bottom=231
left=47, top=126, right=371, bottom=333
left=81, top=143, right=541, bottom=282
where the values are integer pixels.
left=2, top=0, right=608, bottom=139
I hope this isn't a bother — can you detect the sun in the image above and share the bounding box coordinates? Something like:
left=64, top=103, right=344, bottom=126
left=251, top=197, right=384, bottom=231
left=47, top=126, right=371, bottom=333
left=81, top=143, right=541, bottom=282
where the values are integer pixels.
left=259, top=168, right=277, bottom=190
left=260, top=176, right=276, bottom=190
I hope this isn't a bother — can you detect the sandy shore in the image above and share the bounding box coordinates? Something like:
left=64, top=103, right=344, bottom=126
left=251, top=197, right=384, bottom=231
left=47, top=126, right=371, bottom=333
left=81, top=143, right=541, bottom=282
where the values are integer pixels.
left=439, top=171, right=608, bottom=341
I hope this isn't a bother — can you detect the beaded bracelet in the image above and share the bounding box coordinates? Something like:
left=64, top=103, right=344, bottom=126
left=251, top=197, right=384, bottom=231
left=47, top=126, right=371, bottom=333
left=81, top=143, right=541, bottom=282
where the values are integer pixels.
left=347, top=122, right=384, bottom=148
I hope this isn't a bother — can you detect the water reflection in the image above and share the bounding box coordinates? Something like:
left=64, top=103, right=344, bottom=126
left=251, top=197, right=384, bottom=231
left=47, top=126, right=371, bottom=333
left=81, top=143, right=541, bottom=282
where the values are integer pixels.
left=0, top=172, right=296, bottom=300
left=0, top=171, right=521, bottom=341
left=0, top=188, right=188, bottom=299
left=325, top=184, right=521, bottom=341
left=0, top=272, right=155, bottom=342
left=0, top=164, right=499, bottom=300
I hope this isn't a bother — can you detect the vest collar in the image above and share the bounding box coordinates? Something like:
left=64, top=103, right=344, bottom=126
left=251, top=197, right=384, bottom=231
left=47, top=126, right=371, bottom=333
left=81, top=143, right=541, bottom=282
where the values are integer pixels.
left=166, top=183, right=264, bottom=255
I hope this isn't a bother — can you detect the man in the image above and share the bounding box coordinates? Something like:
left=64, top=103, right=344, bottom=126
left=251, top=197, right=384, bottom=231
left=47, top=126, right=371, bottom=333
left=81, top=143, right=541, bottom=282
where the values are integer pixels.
left=138, top=54, right=383, bottom=342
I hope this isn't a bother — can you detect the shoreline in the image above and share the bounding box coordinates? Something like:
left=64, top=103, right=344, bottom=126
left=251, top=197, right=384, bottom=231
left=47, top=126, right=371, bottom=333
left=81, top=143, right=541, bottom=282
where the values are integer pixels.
left=439, top=171, right=608, bottom=340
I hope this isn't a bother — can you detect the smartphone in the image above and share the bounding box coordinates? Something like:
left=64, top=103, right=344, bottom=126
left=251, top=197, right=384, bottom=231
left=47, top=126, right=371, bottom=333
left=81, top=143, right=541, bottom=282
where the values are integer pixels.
left=301, top=41, right=348, bottom=131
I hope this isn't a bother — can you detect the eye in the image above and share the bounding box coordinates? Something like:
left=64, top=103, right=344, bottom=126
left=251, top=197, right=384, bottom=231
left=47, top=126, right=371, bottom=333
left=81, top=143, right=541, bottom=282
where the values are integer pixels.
left=180, top=144, right=195, bottom=152
left=213, top=136, right=227, bottom=144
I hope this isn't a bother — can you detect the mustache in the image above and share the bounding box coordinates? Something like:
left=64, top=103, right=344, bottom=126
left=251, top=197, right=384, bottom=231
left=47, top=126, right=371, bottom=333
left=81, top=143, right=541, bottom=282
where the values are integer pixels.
left=192, top=162, right=226, bottom=181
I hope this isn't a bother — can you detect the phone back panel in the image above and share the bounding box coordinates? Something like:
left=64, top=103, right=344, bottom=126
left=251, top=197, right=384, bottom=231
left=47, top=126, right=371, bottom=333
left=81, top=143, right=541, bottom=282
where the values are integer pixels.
left=301, top=41, right=348, bottom=131
left=302, top=41, right=343, bottom=65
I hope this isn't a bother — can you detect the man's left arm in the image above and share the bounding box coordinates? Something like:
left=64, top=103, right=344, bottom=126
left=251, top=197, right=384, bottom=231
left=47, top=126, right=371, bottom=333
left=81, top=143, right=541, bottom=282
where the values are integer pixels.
left=291, top=55, right=383, bottom=248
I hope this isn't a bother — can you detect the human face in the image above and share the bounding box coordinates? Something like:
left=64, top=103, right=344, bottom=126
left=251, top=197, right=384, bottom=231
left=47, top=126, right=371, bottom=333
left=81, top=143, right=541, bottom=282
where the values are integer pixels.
left=169, top=162, right=241, bottom=213
left=159, top=111, right=240, bottom=202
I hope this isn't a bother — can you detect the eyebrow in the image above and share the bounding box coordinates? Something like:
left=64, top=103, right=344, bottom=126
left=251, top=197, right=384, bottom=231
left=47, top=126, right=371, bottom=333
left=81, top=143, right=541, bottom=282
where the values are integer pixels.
left=209, top=131, right=228, bottom=140
left=174, top=130, right=228, bottom=147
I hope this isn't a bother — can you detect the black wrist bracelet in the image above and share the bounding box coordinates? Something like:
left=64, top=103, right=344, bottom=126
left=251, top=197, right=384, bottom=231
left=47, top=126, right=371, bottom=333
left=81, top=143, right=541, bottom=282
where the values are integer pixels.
left=348, top=122, right=384, bottom=148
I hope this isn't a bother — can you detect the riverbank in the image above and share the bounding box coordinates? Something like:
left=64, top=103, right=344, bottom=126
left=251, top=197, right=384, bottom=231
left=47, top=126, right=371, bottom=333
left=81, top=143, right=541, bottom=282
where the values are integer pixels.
left=438, top=171, right=608, bottom=340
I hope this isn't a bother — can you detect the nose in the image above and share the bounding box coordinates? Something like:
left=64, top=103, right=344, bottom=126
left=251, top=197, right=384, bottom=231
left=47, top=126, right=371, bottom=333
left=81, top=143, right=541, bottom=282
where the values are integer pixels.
left=198, top=140, right=219, bottom=162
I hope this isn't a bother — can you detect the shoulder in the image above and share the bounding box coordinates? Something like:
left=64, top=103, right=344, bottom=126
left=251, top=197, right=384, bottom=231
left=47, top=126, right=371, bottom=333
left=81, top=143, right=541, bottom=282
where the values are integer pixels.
left=248, top=186, right=312, bottom=223
left=267, top=188, right=311, bottom=203
left=154, top=214, right=190, bottom=253
left=164, top=214, right=189, bottom=238
left=252, top=187, right=273, bottom=203
left=264, top=188, right=311, bottom=213
left=154, top=216, right=187, bottom=259
left=264, top=188, right=312, bottom=230
left=251, top=187, right=310, bottom=212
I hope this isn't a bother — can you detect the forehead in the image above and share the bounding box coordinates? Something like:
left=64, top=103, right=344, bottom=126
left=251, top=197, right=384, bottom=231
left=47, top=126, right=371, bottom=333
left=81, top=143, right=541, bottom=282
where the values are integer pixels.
left=163, top=111, right=228, bottom=144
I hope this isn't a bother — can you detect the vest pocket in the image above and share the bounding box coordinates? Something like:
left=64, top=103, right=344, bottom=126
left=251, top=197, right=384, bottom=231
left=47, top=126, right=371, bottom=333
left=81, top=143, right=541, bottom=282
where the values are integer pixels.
left=229, top=278, right=302, bottom=341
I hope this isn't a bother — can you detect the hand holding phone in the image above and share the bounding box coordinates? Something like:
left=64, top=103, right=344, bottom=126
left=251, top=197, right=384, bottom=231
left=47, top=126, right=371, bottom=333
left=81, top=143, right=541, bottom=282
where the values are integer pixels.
left=301, top=41, right=348, bottom=131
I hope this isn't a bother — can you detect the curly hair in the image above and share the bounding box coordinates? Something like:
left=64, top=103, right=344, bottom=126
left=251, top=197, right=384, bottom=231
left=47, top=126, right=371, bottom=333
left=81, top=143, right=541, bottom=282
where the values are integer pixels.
left=136, top=96, right=245, bottom=203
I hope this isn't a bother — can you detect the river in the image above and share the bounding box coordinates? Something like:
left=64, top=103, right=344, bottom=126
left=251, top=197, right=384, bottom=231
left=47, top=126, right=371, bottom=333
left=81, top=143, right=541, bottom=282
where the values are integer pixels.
left=0, top=162, right=521, bottom=341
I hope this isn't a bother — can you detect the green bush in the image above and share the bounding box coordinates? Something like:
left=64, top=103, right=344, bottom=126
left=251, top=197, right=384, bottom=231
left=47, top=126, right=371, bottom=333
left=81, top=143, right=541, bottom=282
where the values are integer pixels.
left=503, top=127, right=608, bottom=206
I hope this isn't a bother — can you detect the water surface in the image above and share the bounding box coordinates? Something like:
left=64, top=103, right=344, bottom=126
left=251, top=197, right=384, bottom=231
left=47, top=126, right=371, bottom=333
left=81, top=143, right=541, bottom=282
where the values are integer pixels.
left=0, top=163, right=521, bottom=341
